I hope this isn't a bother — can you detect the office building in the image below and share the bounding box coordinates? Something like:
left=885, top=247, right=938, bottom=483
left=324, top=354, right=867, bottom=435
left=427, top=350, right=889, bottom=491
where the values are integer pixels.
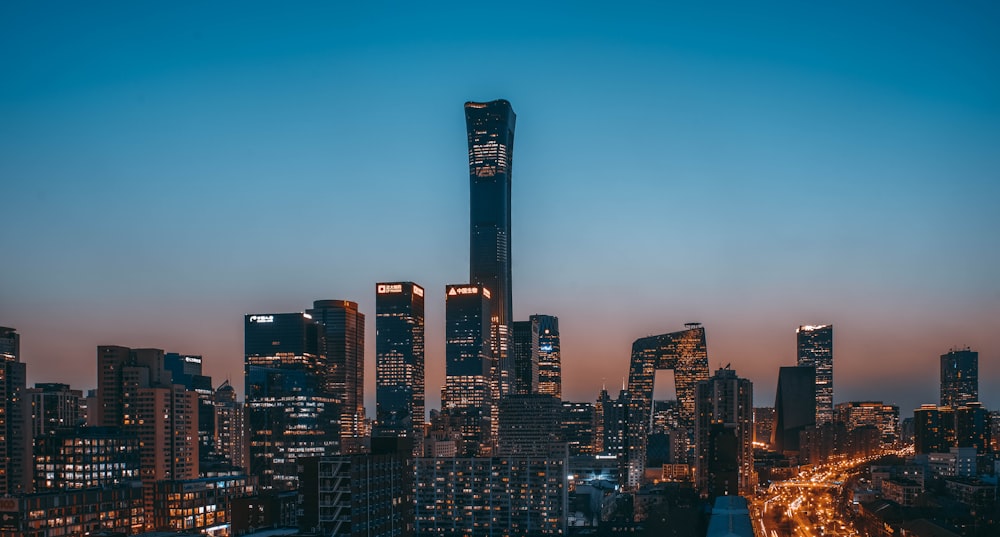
left=561, top=401, right=597, bottom=456
left=33, top=426, right=140, bottom=490
left=245, top=312, right=338, bottom=490
left=771, top=366, right=816, bottom=453
left=27, top=382, right=82, bottom=438
left=695, top=366, right=754, bottom=498
left=914, top=404, right=956, bottom=454
left=753, top=407, right=775, bottom=446
left=797, top=324, right=833, bottom=425
left=0, top=327, right=30, bottom=496
left=955, top=402, right=990, bottom=452
left=466, top=99, right=516, bottom=398
left=835, top=401, right=900, bottom=447
left=307, top=300, right=367, bottom=447
left=511, top=320, right=538, bottom=395
left=443, top=284, right=493, bottom=456
left=598, top=387, right=629, bottom=458
left=534, top=314, right=561, bottom=398
left=497, top=394, right=565, bottom=457
left=624, top=324, right=709, bottom=489
left=375, top=281, right=425, bottom=455
left=940, top=348, right=978, bottom=408
left=164, top=353, right=216, bottom=470
left=151, top=475, right=254, bottom=533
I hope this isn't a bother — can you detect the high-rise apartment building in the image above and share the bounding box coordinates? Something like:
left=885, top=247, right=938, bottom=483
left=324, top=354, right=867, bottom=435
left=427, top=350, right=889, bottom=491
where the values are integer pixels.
left=443, top=284, right=493, bottom=456
left=694, top=366, right=754, bottom=498
left=466, top=99, right=516, bottom=399
left=27, top=382, right=82, bottom=438
left=561, top=401, right=597, bottom=456
left=598, top=388, right=629, bottom=458
left=914, top=404, right=956, bottom=454
left=797, top=325, right=833, bottom=425
left=940, top=348, right=978, bottom=408
left=244, top=312, right=338, bottom=490
left=307, top=300, right=366, bottom=447
left=33, top=426, right=140, bottom=490
left=0, top=326, right=30, bottom=495
left=771, top=366, right=816, bottom=453
left=374, top=282, right=425, bottom=455
left=497, top=394, right=564, bottom=458
left=534, top=314, right=561, bottom=399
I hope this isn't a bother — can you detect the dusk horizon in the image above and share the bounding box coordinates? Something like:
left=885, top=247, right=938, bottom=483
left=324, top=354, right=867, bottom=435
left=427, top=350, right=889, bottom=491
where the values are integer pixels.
left=3, top=1, right=998, bottom=418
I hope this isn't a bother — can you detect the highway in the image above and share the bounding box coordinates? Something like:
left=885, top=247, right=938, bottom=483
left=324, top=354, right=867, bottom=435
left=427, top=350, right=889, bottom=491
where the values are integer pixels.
left=749, top=450, right=911, bottom=537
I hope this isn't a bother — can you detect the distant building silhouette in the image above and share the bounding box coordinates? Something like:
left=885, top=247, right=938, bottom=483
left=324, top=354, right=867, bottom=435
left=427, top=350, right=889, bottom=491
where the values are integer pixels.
left=510, top=320, right=538, bottom=395
left=771, top=366, right=816, bottom=453
left=797, top=325, right=833, bottom=425
left=940, top=348, right=978, bottom=408
left=374, top=282, right=425, bottom=456
left=466, top=99, right=516, bottom=399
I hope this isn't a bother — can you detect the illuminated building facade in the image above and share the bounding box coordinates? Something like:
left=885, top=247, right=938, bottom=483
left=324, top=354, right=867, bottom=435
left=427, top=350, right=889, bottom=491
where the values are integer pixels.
left=245, top=312, right=338, bottom=490
left=33, top=426, right=139, bottom=490
left=940, top=348, right=978, bottom=408
left=598, top=387, right=629, bottom=458
left=695, top=366, right=754, bottom=498
left=415, top=456, right=567, bottom=536
left=534, top=314, right=561, bottom=398
left=0, top=485, right=146, bottom=537
left=511, top=320, right=538, bottom=395
left=443, top=284, right=494, bottom=456
left=466, top=99, right=516, bottom=399
left=152, top=475, right=254, bottom=533
left=374, top=281, right=425, bottom=456
left=561, top=401, right=597, bottom=456
left=214, top=380, right=247, bottom=471
left=796, top=324, right=833, bottom=425
left=914, top=404, right=956, bottom=454
left=307, top=300, right=367, bottom=448
left=771, top=366, right=816, bottom=453
left=955, top=402, right=990, bottom=452
left=835, top=401, right=900, bottom=447
left=27, top=382, right=82, bottom=438
left=624, top=325, right=709, bottom=489
left=0, top=327, right=30, bottom=496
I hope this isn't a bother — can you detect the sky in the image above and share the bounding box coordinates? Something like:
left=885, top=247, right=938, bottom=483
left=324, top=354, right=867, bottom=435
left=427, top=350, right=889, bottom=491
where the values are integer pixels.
left=2, top=1, right=998, bottom=416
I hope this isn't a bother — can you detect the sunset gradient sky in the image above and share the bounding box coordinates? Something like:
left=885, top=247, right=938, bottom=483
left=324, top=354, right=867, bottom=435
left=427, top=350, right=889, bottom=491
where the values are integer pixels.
left=2, top=2, right=998, bottom=415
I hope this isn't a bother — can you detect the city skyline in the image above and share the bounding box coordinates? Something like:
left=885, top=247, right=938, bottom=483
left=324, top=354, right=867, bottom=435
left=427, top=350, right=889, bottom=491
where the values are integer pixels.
left=2, top=2, right=999, bottom=416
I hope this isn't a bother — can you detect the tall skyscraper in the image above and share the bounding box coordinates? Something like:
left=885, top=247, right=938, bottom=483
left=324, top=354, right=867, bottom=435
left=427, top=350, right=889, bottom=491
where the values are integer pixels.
left=214, top=380, right=247, bottom=471
left=797, top=324, right=833, bottom=425
left=0, top=326, right=29, bottom=495
left=466, top=99, right=516, bottom=399
left=940, top=348, right=978, bottom=408
left=244, top=312, right=338, bottom=490
left=374, top=281, right=425, bottom=455
left=307, top=300, right=366, bottom=447
left=624, top=325, right=709, bottom=489
left=443, top=284, right=493, bottom=456
left=771, top=366, right=816, bottom=453
left=694, top=366, right=754, bottom=498
left=534, top=314, right=561, bottom=399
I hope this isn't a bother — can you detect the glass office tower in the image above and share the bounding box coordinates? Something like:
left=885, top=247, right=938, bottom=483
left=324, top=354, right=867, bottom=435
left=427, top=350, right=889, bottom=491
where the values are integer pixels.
left=465, top=99, right=516, bottom=399
left=375, top=282, right=425, bottom=456
left=443, top=284, right=493, bottom=455
left=797, top=325, right=833, bottom=425
left=940, top=348, right=978, bottom=408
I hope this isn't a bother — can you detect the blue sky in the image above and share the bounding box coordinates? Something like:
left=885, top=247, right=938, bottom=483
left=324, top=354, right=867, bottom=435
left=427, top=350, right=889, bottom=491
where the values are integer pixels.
left=2, top=1, right=998, bottom=414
